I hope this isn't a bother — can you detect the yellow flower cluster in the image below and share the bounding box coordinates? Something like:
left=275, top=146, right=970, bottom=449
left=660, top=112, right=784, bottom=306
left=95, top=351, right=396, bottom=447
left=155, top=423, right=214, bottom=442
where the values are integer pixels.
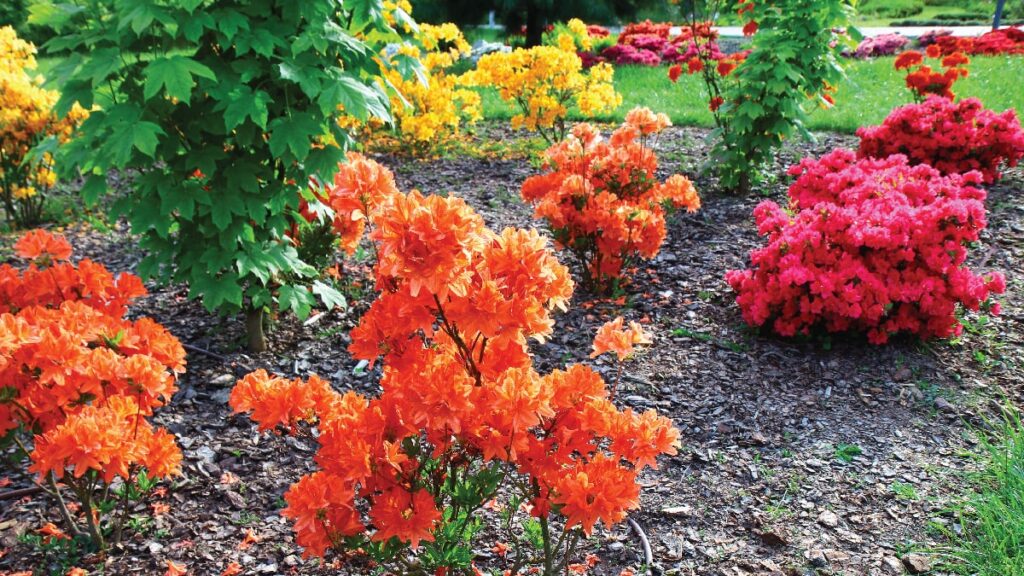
left=468, top=45, right=621, bottom=143
left=0, top=26, right=88, bottom=226
left=341, top=22, right=481, bottom=155
left=548, top=18, right=593, bottom=53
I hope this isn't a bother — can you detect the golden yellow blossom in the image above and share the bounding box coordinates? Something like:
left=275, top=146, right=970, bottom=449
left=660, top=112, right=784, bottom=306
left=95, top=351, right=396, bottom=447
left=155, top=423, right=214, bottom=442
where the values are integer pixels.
left=0, top=26, right=88, bottom=226
left=468, top=45, right=621, bottom=143
left=339, top=22, right=480, bottom=155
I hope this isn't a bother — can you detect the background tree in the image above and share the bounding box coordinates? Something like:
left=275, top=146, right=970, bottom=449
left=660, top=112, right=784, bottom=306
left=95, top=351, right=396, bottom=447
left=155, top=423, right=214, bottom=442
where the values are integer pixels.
left=411, top=0, right=660, bottom=46
left=35, top=0, right=408, bottom=351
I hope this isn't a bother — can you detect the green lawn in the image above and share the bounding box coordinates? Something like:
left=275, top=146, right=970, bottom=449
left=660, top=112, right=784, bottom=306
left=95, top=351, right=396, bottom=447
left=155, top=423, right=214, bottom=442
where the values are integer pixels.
left=477, top=56, right=1024, bottom=133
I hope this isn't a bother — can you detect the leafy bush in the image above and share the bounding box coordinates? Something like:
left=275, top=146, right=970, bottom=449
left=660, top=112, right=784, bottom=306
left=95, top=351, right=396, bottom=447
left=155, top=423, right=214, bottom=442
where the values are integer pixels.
left=0, top=26, right=86, bottom=227
left=231, top=173, right=679, bottom=574
left=0, top=230, right=185, bottom=548
left=861, top=0, right=924, bottom=18
left=520, top=108, right=700, bottom=293
left=36, top=0, right=405, bottom=351
left=726, top=150, right=1005, bottom=344
left=469, top=45, right=620, bottom=143
left=710, top=0, right=853, bottom=192
left=857, top=96, right=1024, bottom=183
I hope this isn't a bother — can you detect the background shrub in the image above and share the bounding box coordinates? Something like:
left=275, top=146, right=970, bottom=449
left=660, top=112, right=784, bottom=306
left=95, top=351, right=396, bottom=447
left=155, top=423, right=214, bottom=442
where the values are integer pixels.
left=861, top=0, right=925, bottom=18
left=857, top=96, right=1024, bottom=183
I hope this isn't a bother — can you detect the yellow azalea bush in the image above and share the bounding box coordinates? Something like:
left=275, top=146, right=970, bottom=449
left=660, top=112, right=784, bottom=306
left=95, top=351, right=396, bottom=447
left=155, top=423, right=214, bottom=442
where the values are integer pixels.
left=543, top=18, right=594, bottom=53
left=0, top=26, right=87, bottom=227
left=469, top=45, right=621, bottom=143
left=340, top=20, right=481, bottom=155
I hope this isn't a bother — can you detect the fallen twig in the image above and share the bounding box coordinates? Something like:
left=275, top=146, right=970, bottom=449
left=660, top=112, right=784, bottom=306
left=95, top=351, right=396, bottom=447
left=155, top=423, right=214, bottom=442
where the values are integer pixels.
left=627, top=515, right=655, bottom=575
left=0, top=486, right=43, bottom=500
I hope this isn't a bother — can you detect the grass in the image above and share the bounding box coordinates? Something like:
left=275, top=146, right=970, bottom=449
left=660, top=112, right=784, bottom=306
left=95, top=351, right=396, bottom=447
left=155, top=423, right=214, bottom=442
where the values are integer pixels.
left=936, top=409, right=1024, bottom=575
left=476, top=56, right=1024, bottom=133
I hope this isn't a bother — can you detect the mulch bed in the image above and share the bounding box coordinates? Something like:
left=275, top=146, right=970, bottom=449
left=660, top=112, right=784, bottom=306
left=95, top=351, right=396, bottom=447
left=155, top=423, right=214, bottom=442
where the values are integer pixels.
left=2, top=123, right=1021, bottom=576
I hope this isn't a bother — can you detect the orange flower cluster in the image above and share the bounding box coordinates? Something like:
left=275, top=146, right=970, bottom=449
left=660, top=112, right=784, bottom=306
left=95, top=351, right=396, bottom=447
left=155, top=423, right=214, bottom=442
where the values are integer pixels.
left=0, top=229, right=147, bottom=317
left=0, top=230, right=184, bottom=526
left=591, top=317, right=651, bottom=362
left=300, top=152, right=400, bottom=255
left=894, top=48, right=970, bottom=102
left=231, top=165, right=680, bottom=570
left=520, top=107, right=700, bottom=292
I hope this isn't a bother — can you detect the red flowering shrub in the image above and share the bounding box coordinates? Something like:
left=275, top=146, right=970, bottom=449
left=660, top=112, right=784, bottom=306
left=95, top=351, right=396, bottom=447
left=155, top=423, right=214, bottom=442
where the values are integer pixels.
left=587, top=24, right=611, bottom=37
left=230, top=167, right=680, bottom=573
left=932, top=27, right=1024, bottom=56
left=520, top=108, right=701, bottom=292
left=0, top=230, right=185, bottom=547
left=970, top=27, right=1024, bottom=54
left=857, top=96, right=1024, bottom=183
left=726, top=150, right=1005, bottom=344
left=619, top=20, right=672, bottom=45
left=917, top=28, right=953, bottom=47
left=600, top=43, right=663, bottom=66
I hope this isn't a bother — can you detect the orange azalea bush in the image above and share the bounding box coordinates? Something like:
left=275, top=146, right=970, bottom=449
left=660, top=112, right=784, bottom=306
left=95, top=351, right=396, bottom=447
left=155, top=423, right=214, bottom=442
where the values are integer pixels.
left=298, top=152, right=401, bottom=258
left=0, top=230, right=185, bottom=547
left=894, top=47, right=970, bottom=102
left=231, top=169, right=679, bottom=574
left=520, top=107, right=701, bottom=293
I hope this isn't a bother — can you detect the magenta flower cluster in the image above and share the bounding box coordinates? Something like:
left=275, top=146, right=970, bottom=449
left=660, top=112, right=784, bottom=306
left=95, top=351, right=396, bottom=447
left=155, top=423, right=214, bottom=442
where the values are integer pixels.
left=726, top=150, right=1005, bottom=344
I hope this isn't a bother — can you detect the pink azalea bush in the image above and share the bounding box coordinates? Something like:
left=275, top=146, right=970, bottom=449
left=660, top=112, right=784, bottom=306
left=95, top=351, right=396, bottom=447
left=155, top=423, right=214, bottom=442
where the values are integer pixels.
left=854, top=33, right=909, bottom=58
left=600, top=43, right=662, bottom=66
left=857, top=96, right=1024, bottom=183
left=726, top=149, right=1005, bottom=344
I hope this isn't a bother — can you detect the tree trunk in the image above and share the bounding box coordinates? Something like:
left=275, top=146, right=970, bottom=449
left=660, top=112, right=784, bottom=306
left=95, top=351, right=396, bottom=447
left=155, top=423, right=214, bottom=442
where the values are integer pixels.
left=245, top=306, right=268, bottom=352
left=525, top=0, right=544, bottom=47
left=737, top=171, right=751, bottom=196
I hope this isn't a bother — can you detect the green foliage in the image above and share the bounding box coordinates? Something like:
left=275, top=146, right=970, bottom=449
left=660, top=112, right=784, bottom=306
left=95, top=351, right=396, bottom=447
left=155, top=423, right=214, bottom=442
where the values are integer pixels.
left=18, top=531, right=91, bottom=576
left=937, top=407, right=1024, bottom=575
left=833, top=443, right=863, bottom=463
left=36, top=0, right=405, bottom=341
left=860, top=0, right=924, bottom=18
left=0, top=0, right=27, bottom=30
left=711, top=0, right=855, bottom=192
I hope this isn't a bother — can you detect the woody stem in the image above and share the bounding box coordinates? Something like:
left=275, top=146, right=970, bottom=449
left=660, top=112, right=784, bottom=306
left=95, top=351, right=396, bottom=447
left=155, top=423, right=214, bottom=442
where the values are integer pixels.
left=432, top=294, right=482, bottom=385
left=74, top=475, right=105, bottom=550
left=539, top=514, right=555, bottom=576
left=47, top=472, right=84, bottom=538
